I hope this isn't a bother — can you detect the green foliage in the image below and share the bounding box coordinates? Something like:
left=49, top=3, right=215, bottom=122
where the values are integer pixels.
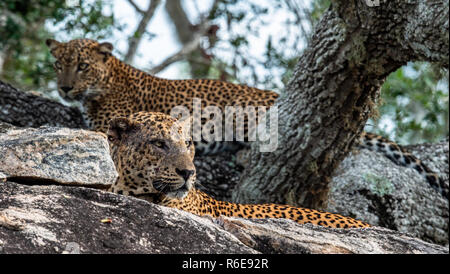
left=0, top=0, right=117, bottom=91
left=55, top=0, right=117, bottom=39
left=0, top=0, right=64, bottom=89
left=368, top=63, right=449, bottom=144
left=309, top=0, right=331, bottom=24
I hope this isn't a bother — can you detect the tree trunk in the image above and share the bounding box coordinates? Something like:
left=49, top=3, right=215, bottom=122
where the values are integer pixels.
left=232, top=0, right=449, bottom=209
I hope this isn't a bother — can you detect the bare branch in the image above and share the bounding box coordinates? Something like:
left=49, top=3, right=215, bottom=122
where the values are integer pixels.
left=126, top=0, right=144, bottom=14
left=160, top=0, right=221, bottom=76
left=285, top=0, right=313, bottom=45
left=124, top=0, right=162, bottom=64
left=164, top=0, right=194, bottom=44
left=149, top=21, right=211, bottom=75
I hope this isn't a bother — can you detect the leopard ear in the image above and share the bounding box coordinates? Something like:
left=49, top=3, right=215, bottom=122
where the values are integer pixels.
left=46, top=39, right=61, bottom=51
left=98, top=42, right=113, bottom=54
left=107, top=117, right=137, bottom=143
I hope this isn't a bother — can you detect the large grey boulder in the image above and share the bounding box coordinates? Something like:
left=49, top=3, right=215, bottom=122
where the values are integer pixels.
left=327, top=139, right=449, bottom=246
left=215, top=216, right=447, bottom=254
left=0, top=181, right=446, bottom=254
left=0, top=123, right=117, bottom=188
left=0, top=123, right=447, bottom=252
left=0, top=181, right=256, bottom=254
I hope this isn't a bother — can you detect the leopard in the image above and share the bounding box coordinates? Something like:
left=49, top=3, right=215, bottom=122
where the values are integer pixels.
left=45, top=38, right=277, bottom=150
left=106, top=111, right=371, bottom=228
left=46, top=38, right=448, bottom=200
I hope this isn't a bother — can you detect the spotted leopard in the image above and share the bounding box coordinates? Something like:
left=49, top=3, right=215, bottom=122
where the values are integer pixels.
left=107, top=111, right=371, bottom=228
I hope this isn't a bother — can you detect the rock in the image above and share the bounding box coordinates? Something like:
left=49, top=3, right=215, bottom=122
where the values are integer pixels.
left=215, top=217, right=447, bottom=254
left=1, top=122, right=445, bottom=248
left=0, top=181, right=446, bottom=254
left=406, top=138, right=449, bottom=183
left=0, top=181, right=256, bottom=254
left=0, top=124, right=117, bottom=188
left=328, top=139, right=449, bottom=246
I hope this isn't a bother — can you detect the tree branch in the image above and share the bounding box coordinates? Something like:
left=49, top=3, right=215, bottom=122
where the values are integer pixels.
left=163, top=0, right=220, bottom=77
left=0, top=80, right=86, bottom=128
left=126, top=0, right=144, bottom=14
left=149, top=21, right=211, bottom=74
left=164, top=0, right=194, bottom=44
left=124, top=0, right=161, bottom=64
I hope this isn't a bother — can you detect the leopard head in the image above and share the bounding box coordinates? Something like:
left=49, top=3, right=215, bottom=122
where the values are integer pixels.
left=46, top=38, right=113, bottom=101
left=107, top=111, right=196, bottom=200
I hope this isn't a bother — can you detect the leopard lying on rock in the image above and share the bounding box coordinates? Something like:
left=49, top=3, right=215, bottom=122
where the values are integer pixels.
left=106, top=111, right=371, bottom=228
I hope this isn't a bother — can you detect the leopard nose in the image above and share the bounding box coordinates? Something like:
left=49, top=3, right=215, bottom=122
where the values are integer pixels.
left=176, top=168, right=194, bottom=182
left=60, top=86, right=73, bottom=93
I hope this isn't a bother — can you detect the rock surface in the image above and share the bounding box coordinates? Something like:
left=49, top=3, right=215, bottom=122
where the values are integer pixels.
left=0, top=181, right=256, bottom=254
left=327, top=139, right=449, bottom=246
left=0, top=123, right=448, bottom=250
left=216, top=217, right=447, bottom=254
left=0, top=181, right=447, bottom=254
left=0, top=123, right=117, bottom=188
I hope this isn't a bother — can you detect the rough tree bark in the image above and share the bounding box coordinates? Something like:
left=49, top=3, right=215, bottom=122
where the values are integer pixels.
left=0, top=80, right=85, bottom=128
left=232, top=0, right=449, bottom=209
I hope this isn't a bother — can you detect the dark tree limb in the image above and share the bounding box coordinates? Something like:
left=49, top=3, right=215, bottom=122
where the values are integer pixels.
left=0, top=80, right=86, bottom=128
left=126, top=0, right=145, bottom=14
left=232, top=0, right=449, bottom=209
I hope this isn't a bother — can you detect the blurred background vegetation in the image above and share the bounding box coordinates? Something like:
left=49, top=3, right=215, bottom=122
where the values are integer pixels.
left=0, top=0, right=448, bottom=144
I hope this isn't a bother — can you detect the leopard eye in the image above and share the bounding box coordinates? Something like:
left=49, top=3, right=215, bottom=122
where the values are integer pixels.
left=150, top=140, right=168, bottom=151
left=54, top=61, right=62, bottom=70
left=78, top=62, right=89, bottom=71
left=185, top=140, right=193, bottom=148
